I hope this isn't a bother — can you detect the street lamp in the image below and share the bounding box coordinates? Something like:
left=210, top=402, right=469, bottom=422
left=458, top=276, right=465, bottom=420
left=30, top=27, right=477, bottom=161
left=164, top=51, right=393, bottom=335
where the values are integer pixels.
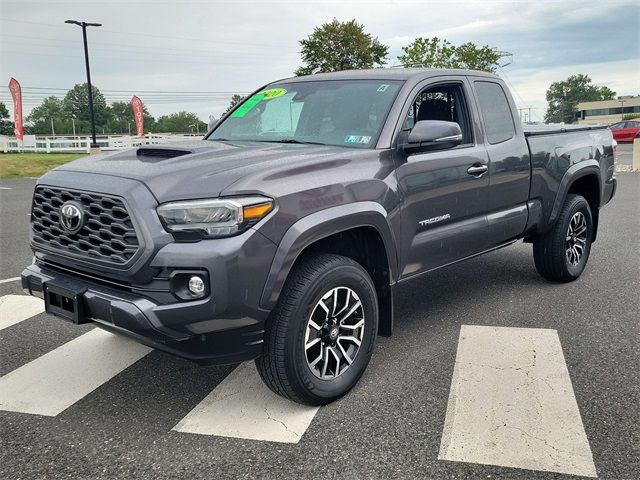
left=65, top=19, right=102, bottom=150
left=619, top=99, right=625, bottom=121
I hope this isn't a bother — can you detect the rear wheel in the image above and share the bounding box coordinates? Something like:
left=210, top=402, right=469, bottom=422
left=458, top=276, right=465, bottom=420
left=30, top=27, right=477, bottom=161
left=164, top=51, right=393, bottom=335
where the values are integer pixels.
left=533, top=194, right=593, bottom=282
left=256, top=253, right=378, bottom=405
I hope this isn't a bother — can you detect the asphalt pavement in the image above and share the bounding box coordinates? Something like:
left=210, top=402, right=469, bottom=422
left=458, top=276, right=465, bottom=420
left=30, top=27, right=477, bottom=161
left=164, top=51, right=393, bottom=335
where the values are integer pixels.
left=0, top=174, right=638, bottom=480
left=616, top=143, right=634, bottom=168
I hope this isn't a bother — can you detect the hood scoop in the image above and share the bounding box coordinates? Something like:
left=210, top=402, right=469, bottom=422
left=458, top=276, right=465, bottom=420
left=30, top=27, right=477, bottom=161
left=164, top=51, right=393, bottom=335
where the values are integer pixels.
left=136, top=147, right=192, bottom=161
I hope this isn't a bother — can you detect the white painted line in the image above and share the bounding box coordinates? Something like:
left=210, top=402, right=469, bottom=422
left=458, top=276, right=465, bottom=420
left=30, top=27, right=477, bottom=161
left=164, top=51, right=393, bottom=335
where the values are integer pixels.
left=0, top=294, right=44, bottom=330
left=439, top=325, right=596, bottom=478
left=0, top=276, right=21, bottom=284
left=0, top=328, right=151, bottom=416
left=0, top=186, right=12, bottom=190
left=173, top=362, right=319, bottom=443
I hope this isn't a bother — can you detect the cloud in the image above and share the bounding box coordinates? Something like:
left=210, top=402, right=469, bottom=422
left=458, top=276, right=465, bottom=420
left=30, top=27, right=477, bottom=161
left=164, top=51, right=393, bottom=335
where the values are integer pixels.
left=1, top=0, right=638, bottom=121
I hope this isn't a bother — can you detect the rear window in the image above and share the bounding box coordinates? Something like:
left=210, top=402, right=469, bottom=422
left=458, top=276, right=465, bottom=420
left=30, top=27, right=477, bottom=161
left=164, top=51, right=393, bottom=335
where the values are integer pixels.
left=474, top=81, right=516, bottom=144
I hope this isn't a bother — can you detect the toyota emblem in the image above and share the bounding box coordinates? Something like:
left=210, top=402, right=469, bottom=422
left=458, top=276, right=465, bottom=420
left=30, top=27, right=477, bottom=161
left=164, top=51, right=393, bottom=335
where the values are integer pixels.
left=59, top=201, right=84, bottom=234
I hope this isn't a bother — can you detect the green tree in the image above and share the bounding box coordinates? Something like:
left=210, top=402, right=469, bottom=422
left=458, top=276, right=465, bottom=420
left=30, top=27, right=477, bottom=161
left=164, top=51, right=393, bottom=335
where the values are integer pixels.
left=26, top=96, right=73, bottom=135
left=155, top=111, right=207, bottom=134
left=62, top=83, right=112, bottom=133
left=0, top=101, right=13, bottom=136
left=224, top=94, right=245, bottom=115
left=295, top=19, right=389, bottom=76
left=545, top=74, right=616, bottom=124
left=398, top=37, right=501, bottom=72
left=110, top=101, right=156, bottom=134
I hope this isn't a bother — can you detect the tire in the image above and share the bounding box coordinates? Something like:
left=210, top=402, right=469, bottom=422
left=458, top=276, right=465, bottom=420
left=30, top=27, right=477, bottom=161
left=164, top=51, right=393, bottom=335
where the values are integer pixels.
left=533, top=194, right=593, bottom=282
left=256, top=253, right=378, bottom=405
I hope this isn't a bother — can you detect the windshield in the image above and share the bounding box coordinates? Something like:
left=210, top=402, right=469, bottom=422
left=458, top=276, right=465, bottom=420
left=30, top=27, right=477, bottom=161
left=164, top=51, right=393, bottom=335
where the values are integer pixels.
left=209, top=79, right=403, bottom=148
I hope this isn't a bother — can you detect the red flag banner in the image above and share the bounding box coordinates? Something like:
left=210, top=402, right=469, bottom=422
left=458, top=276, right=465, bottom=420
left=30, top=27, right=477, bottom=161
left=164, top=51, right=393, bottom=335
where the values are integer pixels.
left=8, top=78, right=23, bottom=141
left=131, top=96, right=144, bottom=137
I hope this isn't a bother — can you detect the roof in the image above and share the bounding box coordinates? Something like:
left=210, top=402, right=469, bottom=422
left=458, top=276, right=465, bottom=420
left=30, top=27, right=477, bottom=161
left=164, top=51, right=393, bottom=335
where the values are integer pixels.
left=576, top=96, right=640, bottom=109
left=275, top=67, right=500, bottom=84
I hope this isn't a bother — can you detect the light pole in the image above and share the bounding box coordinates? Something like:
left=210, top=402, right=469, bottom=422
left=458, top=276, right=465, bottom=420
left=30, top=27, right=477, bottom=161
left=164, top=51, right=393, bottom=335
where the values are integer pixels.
left=65, top=19, right=101, bottom=150
left=619, top=99, right=625, bottom=121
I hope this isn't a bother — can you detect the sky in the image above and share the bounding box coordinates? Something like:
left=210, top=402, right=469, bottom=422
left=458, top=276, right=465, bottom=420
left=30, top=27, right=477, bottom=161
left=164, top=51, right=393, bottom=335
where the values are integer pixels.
left=1, top=0, right=639, bottom=124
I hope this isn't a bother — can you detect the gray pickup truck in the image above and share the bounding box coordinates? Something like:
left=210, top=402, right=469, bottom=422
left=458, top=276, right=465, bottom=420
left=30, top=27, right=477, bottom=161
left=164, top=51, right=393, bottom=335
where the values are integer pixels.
left=22, top=68, right=616, bottom=405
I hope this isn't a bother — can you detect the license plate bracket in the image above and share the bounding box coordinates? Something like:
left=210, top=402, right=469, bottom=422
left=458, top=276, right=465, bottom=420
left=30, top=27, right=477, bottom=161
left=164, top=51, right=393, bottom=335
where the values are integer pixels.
left=44, top=280, right=89, bottom=324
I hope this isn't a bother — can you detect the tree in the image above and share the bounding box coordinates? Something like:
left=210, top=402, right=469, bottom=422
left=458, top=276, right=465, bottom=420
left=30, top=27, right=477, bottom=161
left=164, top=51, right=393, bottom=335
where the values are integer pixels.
left=397, top=37, right=501, bottom=72
left=0, top=101, right=13, bottom=136
left=110, top=101, right=156, bottom=134
left=155, top=111, right=207, bottom=134
left=295, top=19, right=389, bottom=76
left=545, top=74, right=616, bottom=124
left=62, top=83, right=112, bottom=133
left=26, top=96, right=74, bottom=135
left=224, top=94, right=245, bottom=115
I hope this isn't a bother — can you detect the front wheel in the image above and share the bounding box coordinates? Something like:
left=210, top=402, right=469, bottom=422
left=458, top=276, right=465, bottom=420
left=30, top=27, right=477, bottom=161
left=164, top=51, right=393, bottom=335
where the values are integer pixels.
left=533, top=194, right=593, bottom=282
left=256, top=253, right=378, bottom=405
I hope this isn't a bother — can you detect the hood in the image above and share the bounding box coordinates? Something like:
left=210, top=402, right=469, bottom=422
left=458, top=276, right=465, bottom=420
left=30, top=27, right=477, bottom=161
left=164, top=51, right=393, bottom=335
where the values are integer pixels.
left=53, top=140, right=361, bottom=202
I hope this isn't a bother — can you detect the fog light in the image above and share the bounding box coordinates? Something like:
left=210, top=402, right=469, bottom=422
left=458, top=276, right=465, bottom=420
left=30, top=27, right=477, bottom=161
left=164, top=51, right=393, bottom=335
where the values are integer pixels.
left=188, top=275, right=205, bottom=296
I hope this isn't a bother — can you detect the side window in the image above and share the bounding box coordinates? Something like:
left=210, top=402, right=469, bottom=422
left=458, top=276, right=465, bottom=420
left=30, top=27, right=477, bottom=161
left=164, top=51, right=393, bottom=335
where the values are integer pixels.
left=404, top=83, right=473, bottom=145
left=474, top=81, right=516, bottom=144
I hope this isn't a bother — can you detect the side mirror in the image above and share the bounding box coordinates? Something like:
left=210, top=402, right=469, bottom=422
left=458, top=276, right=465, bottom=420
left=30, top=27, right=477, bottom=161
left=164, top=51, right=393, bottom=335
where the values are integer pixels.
left=402, top=120, right=463, bottom=152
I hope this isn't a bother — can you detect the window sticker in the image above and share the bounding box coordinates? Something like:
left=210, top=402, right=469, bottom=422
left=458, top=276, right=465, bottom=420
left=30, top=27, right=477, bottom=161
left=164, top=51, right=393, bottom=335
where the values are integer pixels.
left=259, top=88, right=287, bottom=100
left=230, top=93, right=264, bottom=118
left=377, top=84, right=389, bottom=92
left=344, top=135, right=372, bottom=144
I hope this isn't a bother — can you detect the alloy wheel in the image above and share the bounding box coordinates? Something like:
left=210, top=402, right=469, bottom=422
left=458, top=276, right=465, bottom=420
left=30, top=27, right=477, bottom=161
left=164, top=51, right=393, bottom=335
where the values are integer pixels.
left=566, top=211, right=588, bottom=266
left=304, top=286, right=365, bottom=380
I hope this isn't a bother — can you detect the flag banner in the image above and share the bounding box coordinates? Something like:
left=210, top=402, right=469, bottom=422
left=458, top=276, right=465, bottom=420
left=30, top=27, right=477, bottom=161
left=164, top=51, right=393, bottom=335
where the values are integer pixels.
left=8, top=78, right=23, bottom=141
left=131, top=96, right=144, bottom=137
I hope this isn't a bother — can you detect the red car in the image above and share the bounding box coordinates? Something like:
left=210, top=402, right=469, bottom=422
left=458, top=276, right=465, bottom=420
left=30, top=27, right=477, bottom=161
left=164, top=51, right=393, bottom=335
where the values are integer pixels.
left=610, top=120, right=640, bottom=142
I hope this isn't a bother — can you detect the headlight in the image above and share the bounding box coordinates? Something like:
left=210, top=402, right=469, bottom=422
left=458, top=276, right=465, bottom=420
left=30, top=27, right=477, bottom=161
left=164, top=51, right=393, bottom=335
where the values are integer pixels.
left=156, top=196, right=274, bottom=239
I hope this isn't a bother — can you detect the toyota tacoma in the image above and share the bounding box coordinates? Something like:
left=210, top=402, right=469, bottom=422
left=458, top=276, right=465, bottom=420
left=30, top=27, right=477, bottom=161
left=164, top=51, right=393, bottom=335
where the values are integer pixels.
left=22, top=68, right=617, bottom=405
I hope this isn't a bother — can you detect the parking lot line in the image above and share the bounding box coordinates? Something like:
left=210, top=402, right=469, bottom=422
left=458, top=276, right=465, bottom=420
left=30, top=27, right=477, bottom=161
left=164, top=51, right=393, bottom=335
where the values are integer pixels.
left=0, top=294, right=44, bottom=330
left=0, top=328, right=151, bottom=416
left=173, top=362, right=320, bottom=443
left=0, top=277, right=21, bottom=284
left=439, top=325, right=597, bottom=478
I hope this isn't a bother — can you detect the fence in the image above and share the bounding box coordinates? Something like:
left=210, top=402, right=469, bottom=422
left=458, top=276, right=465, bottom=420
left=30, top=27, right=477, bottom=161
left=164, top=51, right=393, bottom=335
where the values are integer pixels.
left=0, top=133, right=203, bottom=153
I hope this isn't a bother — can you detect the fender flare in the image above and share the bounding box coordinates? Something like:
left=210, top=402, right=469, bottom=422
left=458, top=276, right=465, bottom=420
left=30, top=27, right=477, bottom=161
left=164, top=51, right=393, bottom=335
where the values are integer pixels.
left=549, top=160, right=601, bottom=225
left=259, top=202, right=398, bottom=311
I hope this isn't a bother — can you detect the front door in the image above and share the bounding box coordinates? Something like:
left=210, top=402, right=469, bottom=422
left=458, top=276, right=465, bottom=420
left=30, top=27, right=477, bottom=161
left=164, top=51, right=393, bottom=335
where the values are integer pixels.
left=394, top=80, right=490, bottom=279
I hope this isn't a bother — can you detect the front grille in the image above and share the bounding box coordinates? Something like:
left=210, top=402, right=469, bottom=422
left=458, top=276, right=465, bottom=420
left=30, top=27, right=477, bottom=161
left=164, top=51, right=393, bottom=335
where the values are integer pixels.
left=31, top=187, right=141, bottom=265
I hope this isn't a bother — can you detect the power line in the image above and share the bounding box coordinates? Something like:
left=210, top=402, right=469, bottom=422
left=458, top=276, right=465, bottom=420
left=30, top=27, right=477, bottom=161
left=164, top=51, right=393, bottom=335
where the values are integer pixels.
left=0, top=17, right=297, bottom=50
left=2, top=49, right=284, bottom=66
left=1, top=35, right=298, bottom=59
left=496, top=66, right=543, bottom=122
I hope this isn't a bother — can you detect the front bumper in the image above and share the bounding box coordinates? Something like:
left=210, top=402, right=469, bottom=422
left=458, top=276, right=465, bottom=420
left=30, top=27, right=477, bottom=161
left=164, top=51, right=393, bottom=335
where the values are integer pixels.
left=22, top=261, right=268, bottom=365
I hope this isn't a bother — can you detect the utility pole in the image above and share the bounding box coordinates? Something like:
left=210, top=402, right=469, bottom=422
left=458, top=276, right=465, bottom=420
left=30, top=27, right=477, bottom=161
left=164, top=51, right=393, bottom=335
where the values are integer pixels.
left=50, top=118, right=55, bottom=136
left=620, top=99, right=625, bottom=121
left=65, top=19, right=102, bottom=152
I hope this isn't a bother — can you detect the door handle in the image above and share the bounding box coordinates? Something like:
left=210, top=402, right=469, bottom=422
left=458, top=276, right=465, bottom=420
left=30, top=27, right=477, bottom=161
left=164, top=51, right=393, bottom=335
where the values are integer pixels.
left=467, top=164, right=488, bottom=177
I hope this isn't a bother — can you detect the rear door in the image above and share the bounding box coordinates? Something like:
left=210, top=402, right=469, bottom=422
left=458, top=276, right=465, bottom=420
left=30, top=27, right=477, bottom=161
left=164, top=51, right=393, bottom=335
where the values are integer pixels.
left=623, top=121, right=640, bottom=141
left=394, top=78, right=491, bottom=278
left=471, top=79, right=530, bottom=247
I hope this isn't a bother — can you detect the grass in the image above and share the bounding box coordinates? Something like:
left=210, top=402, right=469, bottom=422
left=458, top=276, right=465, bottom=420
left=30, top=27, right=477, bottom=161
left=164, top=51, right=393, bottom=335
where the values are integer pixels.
left=0, top=153, right=85, bottom=179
